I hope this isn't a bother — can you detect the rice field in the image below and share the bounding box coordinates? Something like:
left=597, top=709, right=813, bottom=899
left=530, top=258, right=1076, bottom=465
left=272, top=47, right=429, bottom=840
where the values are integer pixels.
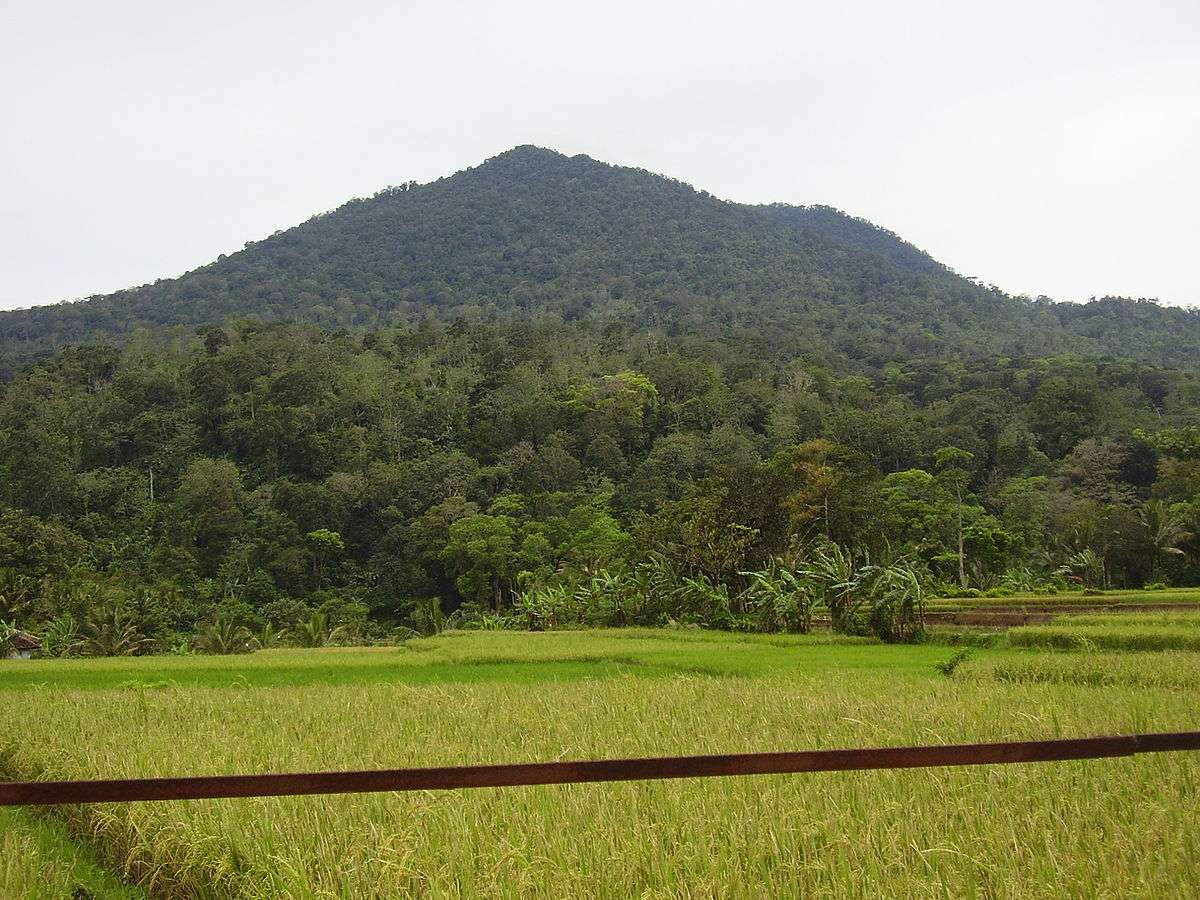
left=926, top=586, right=1200, bottom=611
left=0, top=807, right=145, bottom=899
left=1006, top=611, right=1200, bottom=652
left=2, top=628, right=1199, bottom=898
left=1058, top=611, right=1200, bottom=628
left=960, top=649, right=1200, bottom=690
left=0, top=629, right=938, bottom=693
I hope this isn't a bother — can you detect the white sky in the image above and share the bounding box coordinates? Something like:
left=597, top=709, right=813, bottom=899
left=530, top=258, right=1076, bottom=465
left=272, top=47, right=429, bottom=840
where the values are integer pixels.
left=1, top=0, right=1198, bottom=311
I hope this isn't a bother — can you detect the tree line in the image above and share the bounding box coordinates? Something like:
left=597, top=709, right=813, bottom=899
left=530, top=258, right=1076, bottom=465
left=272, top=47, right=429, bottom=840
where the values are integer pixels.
left=2, top=318, right=1199, bottom=653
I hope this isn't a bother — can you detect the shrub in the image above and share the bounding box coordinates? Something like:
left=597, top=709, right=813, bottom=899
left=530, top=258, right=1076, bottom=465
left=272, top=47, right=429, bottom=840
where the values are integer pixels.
left=934, top=648, right=973, bottom=677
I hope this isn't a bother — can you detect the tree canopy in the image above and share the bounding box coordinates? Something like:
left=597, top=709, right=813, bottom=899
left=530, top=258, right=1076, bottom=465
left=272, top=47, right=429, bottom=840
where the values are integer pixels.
left=2, top=318, right=1200, bottom=647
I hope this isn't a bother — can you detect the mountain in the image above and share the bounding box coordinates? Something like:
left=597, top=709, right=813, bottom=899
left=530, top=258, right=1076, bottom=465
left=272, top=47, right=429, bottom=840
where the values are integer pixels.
left=2, top=145, right=1197, bottom=374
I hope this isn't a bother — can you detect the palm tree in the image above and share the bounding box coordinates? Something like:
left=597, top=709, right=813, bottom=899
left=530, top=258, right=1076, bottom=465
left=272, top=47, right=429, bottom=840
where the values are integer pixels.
left=75, top=607, right=154, bottom=657
left=192, top=617, right=256, bottom=655
left=1140, top=499, right=1190, bottom=564
left=290, top=611, right=348, bottom=648
left=254, top=622, right=282, bottom=649
left=1137, top=501, right=1185, bottom=556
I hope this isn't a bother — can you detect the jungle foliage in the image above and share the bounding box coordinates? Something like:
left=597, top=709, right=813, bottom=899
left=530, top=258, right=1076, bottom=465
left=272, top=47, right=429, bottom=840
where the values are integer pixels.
left=3, top=315, right=1200, bottom=649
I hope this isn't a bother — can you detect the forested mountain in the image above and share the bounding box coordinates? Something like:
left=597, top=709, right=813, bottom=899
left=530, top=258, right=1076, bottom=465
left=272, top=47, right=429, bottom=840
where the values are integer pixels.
left=4, top=147, right=1200, bottom=651
left=2, top=145, right=1197, bottom=378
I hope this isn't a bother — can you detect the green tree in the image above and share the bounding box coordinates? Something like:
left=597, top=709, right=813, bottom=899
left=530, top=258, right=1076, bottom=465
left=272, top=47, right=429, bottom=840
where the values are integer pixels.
left=305, top=528, right=346, bottom=586
left=440, top=514, right=520, bottom=610
left=175, top=458, right=247, bottom=570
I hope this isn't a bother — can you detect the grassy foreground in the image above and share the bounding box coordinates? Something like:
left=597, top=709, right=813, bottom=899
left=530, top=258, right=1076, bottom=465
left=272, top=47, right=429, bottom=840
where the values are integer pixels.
left=0, top=807, right=144, bottom=899
left=1, top=630, right=1198, bottom=898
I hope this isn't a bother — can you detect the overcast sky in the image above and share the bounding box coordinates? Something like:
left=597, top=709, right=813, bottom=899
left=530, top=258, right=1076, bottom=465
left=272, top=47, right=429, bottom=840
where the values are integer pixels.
left=2, top=0, right=1198, bottom=311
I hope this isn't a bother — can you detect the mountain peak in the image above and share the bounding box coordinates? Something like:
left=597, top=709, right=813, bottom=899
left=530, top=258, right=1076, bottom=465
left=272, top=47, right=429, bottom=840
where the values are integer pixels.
left=490, top=144, right=569, bottom=162
left=468, top=144, right=603, bottom=182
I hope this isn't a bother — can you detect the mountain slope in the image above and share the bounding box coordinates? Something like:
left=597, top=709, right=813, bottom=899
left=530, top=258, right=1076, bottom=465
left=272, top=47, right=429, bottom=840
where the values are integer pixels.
left=1, top=145, right=1196, bottom=373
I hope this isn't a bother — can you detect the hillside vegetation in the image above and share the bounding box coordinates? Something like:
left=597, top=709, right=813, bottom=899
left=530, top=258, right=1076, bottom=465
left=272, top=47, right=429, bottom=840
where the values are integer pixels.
left=2, top=146, right=1198, bottom=375
left=4, top=319, right=1200, bottom=648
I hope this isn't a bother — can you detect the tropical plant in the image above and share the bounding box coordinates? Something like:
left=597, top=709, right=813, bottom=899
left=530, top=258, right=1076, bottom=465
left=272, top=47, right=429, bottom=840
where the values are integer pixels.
left=75, top=607, right=155, bottom=657
left=254, top=622, right=282, bottom=649
left=192, top=617, right=256, bottom=655
left=290, top=611, right=349, bottom=648
left=861, top=561, right=926, bottom=643
left=0, top=619, right=17, bottom=656
left=0, top=571, right=39, bottom=622
left=39, top=615, right=80, bottom=658
left=740, top=561, right=817, bottom=633
left=408, top=596, right=459, bottom=636
left=1139, top=500, right=1190, bottom=570
left=1056, top=549, right=1105, bottom=589
left=798, top=540, right=865, bottom=633
left=674, top=574, right=732, bottom=627
left=513, top=583, right=583, bottom=631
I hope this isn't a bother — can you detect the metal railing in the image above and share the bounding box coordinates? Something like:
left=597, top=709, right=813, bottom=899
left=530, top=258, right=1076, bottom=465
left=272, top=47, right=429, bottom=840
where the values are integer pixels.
left=3, top=731, right=1198, bottom=806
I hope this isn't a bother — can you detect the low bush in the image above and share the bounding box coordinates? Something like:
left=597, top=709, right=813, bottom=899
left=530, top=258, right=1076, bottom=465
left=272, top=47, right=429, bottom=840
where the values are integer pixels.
left=933, top=648, right=973, bottom=676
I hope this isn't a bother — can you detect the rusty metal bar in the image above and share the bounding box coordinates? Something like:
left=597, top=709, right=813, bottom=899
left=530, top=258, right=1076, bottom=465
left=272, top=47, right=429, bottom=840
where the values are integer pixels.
left=2, top=731, right=1198, bottom=807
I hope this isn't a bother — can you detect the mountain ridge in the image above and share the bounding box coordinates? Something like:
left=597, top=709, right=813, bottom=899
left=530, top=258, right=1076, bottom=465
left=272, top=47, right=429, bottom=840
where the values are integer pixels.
left=1, top=144, right=1196, bottom=374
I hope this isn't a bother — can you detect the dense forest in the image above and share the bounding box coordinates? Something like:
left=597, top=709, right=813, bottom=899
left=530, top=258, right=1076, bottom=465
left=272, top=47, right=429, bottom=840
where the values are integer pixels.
left=2, top=146, right=1199, bottom=653
left=3, top=318, right=1200, bottom=651
left=2, top=146, right=1199, bottom=377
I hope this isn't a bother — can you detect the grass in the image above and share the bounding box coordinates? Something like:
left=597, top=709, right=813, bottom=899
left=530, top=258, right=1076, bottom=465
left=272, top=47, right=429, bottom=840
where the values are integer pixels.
left=958, top=649, right=1200, bottom=690
left=1006, top=622, right=1200, bottom=652
left=1057, top=611, right=1200, bottom=628
left=1, top=630, right=1199, bottom=897
left=0, top=807, right=145, bottom=899
left=926, top=586, right=1200, bottom=610
left=0, top=628, right=947, bottom=692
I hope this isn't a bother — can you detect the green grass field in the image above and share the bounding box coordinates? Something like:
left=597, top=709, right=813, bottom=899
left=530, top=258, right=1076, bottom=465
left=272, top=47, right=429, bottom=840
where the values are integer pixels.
left=0, top=628, right=942, bottom=692
left=2, top=627, right=1198, bottom=897
left=1006, top=612, right=1200, bottom=652
left=926, top=586, right=1200, bottom=610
